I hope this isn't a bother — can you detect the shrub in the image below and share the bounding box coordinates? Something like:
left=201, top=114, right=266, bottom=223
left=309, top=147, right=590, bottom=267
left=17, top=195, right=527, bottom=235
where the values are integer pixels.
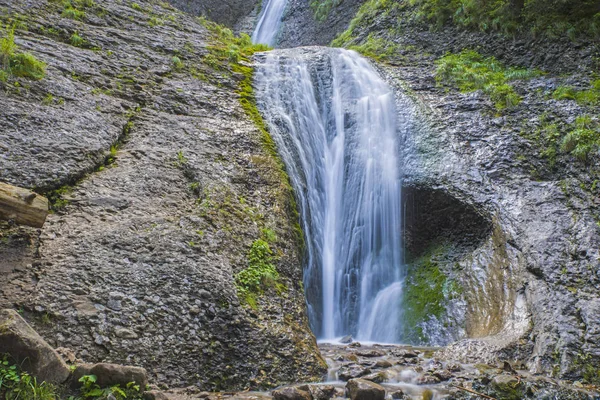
left=10, top=52, right=46, bottom=80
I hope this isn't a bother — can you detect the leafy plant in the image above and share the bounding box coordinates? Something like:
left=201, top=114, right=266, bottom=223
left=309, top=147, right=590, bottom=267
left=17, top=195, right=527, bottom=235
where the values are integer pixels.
left=0, top=355, right=57, bottom=400
left=78, top=374, right=143, bottom=400
left=435, top=49, right=541, bottom=110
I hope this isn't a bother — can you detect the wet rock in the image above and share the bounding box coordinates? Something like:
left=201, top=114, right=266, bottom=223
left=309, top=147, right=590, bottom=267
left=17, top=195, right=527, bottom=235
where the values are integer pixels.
left=421, top=389, right=434, bottom=400
left=298, top=384, right=336, bottom=400
left=272, top=386, right=312, bottom=400
left=345, top=378, right=385, bottom=400
left=142, top=391, right=169, bottom=400
left=73, top=363, right=148, bottom=388
left=415, top=374, right=441, bottom=385
left=432, top=369, right=453, bottom=381
left=390, top=390, right=410, bottom=399
left=490, top=374, right=525, bottom=399
left=393, top=349, right=418, bottom=358
left=0, top=309, right=70, bottom=383
left=339, top=366, right=372, bottom=381
left=349, top=342, right=362, bottom=348
left=374, top=360, right=392, bottom=368
left=361, top=371, right=386, bottom=384
left=447, top=363, right=462, bottom=372
left=356, top=350, right=385, bottom=358
left=340, top=335, right=353, bottom=344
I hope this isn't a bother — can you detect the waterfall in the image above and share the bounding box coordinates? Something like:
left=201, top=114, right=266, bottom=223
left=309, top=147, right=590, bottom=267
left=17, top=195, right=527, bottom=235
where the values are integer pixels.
left=255, top=48, right=404, bottom=343
left=252, top=0, right=287, bottom=46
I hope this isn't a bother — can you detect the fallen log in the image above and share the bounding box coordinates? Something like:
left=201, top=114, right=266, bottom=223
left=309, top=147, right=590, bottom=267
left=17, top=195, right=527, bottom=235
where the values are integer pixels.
left=0, top=182, right=49, bottom=228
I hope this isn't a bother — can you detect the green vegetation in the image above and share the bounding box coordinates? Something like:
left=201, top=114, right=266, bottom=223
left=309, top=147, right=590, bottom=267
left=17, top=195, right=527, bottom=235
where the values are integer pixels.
left=331, top=0, right=400, bottom=60
left=561, top=115, right=600, bottom=162
left=435, top=49, right=541, bottom=110
left=553, top=79, right=600, bottom=107
left=402, top=245, right=461, bottom=343
left=0, top=356, right=56, bottom=400
left=410, top=0, right=600, bottom=39
left=235, top=237, right=280, bottom=309
left=70, top=32, right=86, bottom=47
left=310, top=0, right=342, bottom=22
left=78, top=374, right=143, bottom=400
left=61, top=0, right=95, bottom=20
left=1, top=25, right=46, bottom=81
left=171, top=56, right=183, bottom=71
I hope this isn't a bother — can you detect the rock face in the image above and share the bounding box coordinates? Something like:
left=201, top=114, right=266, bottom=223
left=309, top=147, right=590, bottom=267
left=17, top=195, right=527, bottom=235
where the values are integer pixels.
left=0, top=309, right=70, bottom=383
left=164, top=0, right=259, bottom=28
left=0, top=0, right=324, bottom=390
left=277, top=0, right=363, bottom=48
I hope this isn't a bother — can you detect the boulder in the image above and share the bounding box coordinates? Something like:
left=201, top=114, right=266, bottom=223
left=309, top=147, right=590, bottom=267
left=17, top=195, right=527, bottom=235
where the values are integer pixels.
left=73, top=363, right=148, bottom=388
left=345, top=378, right=385, bottom=400
left=272, top=386, right=312, bottom=400
left=390, top=390, right=409, bottom=399
left=0, top=309, right=70, bottom=383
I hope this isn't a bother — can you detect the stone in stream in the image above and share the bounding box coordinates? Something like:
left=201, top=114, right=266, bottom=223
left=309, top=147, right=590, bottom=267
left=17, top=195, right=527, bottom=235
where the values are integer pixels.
left=390, top=389, right=410, bottom=399
left=345, top=379, right=386, bottom=400
left=297, top=384, right=336, bottom=400
left=374, top=360, right=393, bottom=368
left=356, top=349, right=385, bottom=358
left=415, top=374, right=441, bottom=385
left=338, top=366, right=372, bottom=381
left=340, top=335, right=353, bottom=344
left=432, top=369, right=453, bottom=381
left=0, top=309, right=70, bottom=383
left=361, top=371, right=387, bottom=383
left=272, top=386, right=312, bottom=400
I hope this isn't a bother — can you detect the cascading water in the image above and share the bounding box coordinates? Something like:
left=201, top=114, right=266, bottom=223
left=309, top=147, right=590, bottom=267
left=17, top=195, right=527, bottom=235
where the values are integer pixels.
left=255, top=48, right=404, bottom=343
left=251, top=0, right=287, bottom=46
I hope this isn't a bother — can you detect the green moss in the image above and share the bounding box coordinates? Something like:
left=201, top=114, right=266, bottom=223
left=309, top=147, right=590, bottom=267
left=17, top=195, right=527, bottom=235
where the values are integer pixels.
left=435, top=49, right=541, bottom=110
left=402, top=245, right=461, bottom=342
left=236, top=238, right=280, bottom=309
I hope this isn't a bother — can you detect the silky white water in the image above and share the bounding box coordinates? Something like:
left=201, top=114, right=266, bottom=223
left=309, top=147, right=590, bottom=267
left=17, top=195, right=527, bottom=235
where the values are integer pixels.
left=255, top=48, right=404, bottom=342
left=251, top=0, right=287, bottom=46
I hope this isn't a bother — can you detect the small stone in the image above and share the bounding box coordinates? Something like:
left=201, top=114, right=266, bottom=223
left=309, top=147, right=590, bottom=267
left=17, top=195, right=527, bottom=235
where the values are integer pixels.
left=345, top=378, right=385, bottom=400
left=339, top=366, right=372, bottom=381
left=421, top=389, right=434, bottom=400
left=115, top=328, right=138, bottom=339
left=447, top=363, right=462, bottom=372
left=349, top=342, right=362, bottom=348
left=272, top=386, right=312, bottom=400
left=298, top=384, right=336, bottom=400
